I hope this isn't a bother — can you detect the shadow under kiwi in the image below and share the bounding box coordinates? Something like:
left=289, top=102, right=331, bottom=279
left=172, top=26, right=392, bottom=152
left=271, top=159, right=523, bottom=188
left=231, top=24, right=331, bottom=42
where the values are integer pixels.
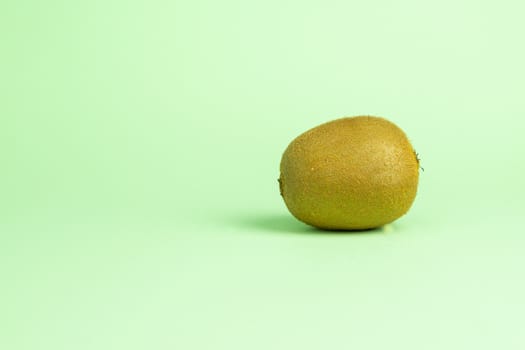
left=235, top=213, right=387, bottom=235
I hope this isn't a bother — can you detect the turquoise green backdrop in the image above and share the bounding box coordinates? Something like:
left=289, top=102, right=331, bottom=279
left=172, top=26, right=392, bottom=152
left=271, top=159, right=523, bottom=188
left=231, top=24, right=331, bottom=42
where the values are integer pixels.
left=1, top=0, right=524, bottom=349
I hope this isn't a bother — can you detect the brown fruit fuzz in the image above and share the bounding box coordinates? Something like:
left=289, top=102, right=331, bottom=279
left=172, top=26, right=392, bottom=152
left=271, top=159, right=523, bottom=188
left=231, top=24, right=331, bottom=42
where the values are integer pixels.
left=279, top=116, right=419, bottom=230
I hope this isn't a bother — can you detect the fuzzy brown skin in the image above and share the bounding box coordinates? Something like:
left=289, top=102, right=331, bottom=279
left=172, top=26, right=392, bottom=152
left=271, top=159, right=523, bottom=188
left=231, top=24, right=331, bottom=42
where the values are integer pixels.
left=279, top=116, right=419, bottom=230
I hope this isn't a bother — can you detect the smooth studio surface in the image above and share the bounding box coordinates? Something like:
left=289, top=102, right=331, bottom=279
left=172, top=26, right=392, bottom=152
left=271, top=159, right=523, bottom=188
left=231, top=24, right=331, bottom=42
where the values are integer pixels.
left=1, top=0, right=525, bottom=349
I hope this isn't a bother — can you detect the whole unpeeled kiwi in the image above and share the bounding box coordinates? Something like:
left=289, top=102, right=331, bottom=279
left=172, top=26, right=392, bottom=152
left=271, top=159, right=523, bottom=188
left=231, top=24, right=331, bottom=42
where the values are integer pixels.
left=279, top=116, right=419, bottom=230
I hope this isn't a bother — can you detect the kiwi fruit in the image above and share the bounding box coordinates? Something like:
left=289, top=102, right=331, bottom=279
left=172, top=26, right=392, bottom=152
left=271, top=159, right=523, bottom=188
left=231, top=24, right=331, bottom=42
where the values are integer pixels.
left=279, top=116, right=419, bottom=230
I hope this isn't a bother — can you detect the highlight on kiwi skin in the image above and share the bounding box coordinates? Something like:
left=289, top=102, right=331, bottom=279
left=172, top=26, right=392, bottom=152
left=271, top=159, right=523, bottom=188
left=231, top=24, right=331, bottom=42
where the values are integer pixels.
left=278, top=116, right=420, bottom=231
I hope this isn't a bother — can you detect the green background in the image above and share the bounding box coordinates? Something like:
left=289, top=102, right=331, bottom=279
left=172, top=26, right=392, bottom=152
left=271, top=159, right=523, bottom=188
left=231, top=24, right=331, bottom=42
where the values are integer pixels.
left=1, top=0, right=524, bottom=348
